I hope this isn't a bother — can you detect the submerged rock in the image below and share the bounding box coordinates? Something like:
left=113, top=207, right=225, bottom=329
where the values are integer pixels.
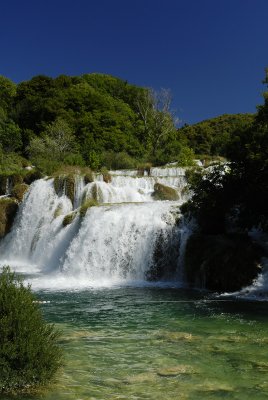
left=184, top=233, right=263, bottom=292
left=157, top=365, right=196, bottom=377
left=194, top=381, right=234, bottom=394
left=156, top=330, right=198, bottom=342
left=124, top=372, right=156, bottom=384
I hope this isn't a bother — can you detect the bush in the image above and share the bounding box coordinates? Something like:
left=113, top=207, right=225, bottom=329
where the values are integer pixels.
left=101, top=150, right=137, bottom=170
left=0, top=267, right=62, bottom=394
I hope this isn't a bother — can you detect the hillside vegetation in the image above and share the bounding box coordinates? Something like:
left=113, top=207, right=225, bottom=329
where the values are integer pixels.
left=0, top=73, right=195, bottom=174
left=0, top=72, right=255, bottom=178
left=179, top=113, right=254, bottom=157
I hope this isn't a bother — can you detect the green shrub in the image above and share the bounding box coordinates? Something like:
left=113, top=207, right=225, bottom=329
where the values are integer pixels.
left=102, top=150, right=137, bottom=170
left=0, top=267, right=62, bottom=394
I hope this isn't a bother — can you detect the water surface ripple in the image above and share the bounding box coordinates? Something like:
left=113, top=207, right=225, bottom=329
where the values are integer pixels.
left=10, top=287, right=268, bottom=400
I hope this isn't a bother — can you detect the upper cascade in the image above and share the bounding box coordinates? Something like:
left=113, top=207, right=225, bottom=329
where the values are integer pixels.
left=0, top=166, right=189, bottom=289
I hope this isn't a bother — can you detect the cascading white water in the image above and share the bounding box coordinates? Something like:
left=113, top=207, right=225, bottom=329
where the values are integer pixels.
left=0, top=167, right=188, bottom=289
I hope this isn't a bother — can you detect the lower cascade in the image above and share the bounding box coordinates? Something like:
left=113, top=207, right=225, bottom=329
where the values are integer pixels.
left=0, top=168, right=189, bottom=289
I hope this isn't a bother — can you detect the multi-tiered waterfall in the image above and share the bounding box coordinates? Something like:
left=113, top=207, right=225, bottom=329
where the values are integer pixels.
left=0, top=167, right=191, bottom=289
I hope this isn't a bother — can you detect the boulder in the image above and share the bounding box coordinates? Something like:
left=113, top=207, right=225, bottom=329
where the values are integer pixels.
left=152, top=183, right=179, bottom=201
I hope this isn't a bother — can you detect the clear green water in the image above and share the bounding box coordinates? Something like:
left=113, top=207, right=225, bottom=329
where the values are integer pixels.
left=4, top=288, right=268, bottom=400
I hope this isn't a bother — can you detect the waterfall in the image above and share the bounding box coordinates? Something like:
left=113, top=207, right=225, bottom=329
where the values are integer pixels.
left=0, top=167, right=188, bottom=289
left=5, top=177, right=12, bottom=196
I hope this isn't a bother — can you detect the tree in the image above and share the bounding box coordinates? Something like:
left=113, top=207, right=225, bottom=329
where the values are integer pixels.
left=136, top=88, right=177, bottom=157
left=28, top=118, right=77, bottom=162
left=0, top=119, right=22, bottom=152
left=0, top=75, right=16, bottom=112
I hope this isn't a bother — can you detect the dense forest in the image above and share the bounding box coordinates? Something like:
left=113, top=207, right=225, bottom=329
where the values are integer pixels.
left=0, top=73, right=193, bottom=174
left=0, top=72, right=255, bottom=177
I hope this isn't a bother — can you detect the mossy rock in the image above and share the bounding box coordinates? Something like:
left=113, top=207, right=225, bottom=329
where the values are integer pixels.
left=80, top=199, right=98, bottom=218
left=152, top=183, right=180, bottom=201
left=137, top=163, right=152, bottom=176
left=53, top=175, right=75, bottom=205
left=84, top=171, right=94, bottom=184
left=0, top=198, right=19, bottom=238
left=88, top=183, right=100, bottom=202
left=184, top=233, right=264, bottom=292
left=11, top=183, right=29, bottom=203
left=62, top=212, right=77, bottom=226
left=99, top=167, right=112, bottom=183
left=102, top=172, right=112, bottom=183
left=10, top=174, right=24, bottom=186
left=54, top=204, right=64, bottom=219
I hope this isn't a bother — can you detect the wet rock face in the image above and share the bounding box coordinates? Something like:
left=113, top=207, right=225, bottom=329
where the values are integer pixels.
left=184, top=233, right=264, bottom=292
left=0, top=198, right=19, bottom=239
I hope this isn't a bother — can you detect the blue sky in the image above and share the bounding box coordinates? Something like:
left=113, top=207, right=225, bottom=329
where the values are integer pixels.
left=1, top=0, right=267, bottom=124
